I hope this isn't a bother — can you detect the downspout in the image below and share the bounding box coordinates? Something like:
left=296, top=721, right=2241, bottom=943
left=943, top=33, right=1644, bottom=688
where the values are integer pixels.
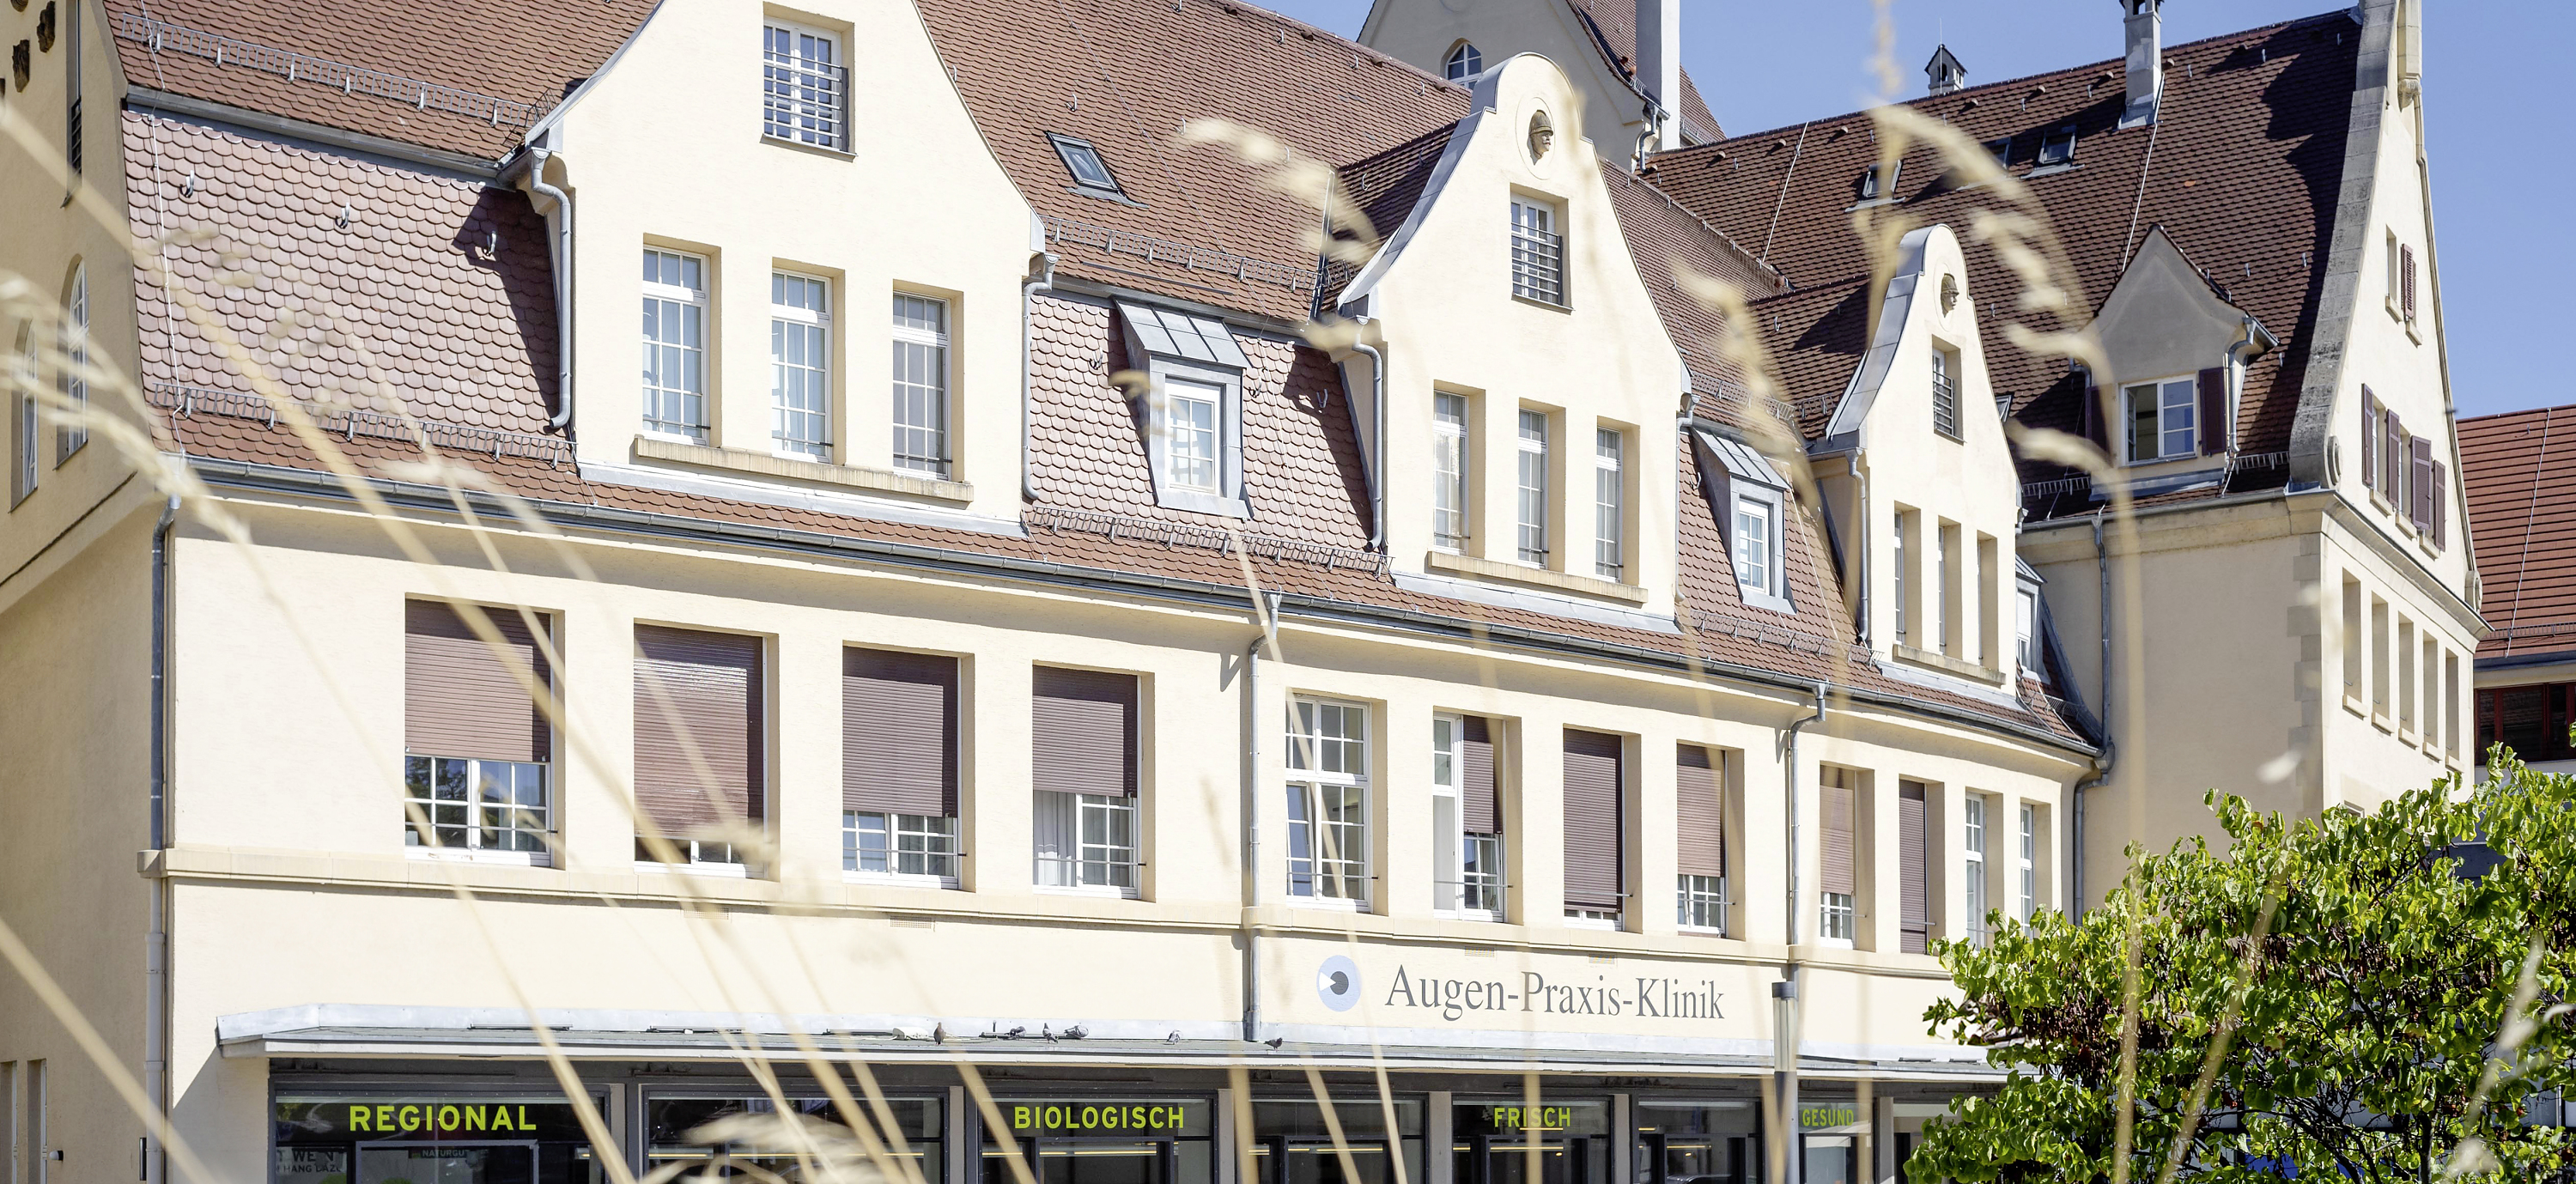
left=1021, top=253, right=1060, bottom=503
left=144, top=492, right=178, bottom=1184
left=514, top=149, right=576, bottom=432
left=1847, top=454, right=1871, bottom=646
left=1352, top=340, right=1388, bottom=551
left=1241, top=592, right=1279, bottom=1042
left=1776, top=680, right=1827, bottom=1184
left=2071, top=510, right=2117, bottom=914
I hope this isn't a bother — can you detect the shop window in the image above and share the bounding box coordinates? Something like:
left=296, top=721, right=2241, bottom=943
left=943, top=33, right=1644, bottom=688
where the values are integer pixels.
left=404, top=601, right=555, bottom=865
left=1633, top=1102, right=1759, bottom=1184
left=650, top=1096, right=943, bottom=1183
left=1250, top=1097, right=1423, bottom=1184
left=1452, top=1100, right=1610, bottom=1184
left=1675, top=744, right=1728, bottom=933
left=844, top=648, right=963, bottom=886
left=1286, top=697, right=1370, bottom=907
left=1431, top=713, right=1506, bottom=920
left=270, top=1094, right=604, bottom=1184
left=1032, top=666, right=1142, bottom=896
left=982, top=1096, right=1212, bottom=1184
left=1562, top=730, right=1625, bottom=928
left=633, top=625, right=765, bottom=869
left=2476, top=683, right=2576, bottom=765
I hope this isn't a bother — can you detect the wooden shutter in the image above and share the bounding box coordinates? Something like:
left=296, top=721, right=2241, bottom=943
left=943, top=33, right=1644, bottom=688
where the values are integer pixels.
left=2385, top=412, right=2405, bottom=501
left=1820, top=771, right=1856, bottom=897
left=405, top=599, right=550, bottom=762
left=1561, top=730, right=1625, bottom=911
left=1898, top=780, right=1929, bottom=953
left=2409, top=437, right=2434, bottom=531
left=1676, top=744, right=1725, bottom=877
left=2359, top=387, right=2379, bottom=495
left=1031, top=666, right=1138, bottom=797
left=2196, top=368, right=2227, bottom=456
left=2432, top=460, right=2448, bottom=550
left=633, top=625, right=763, bottom=838
left=1460, top=715, right=1500, bottom=835
left=844, top=648, right=958, bottom=817
left=2401, top=244, right=2418, bottom=322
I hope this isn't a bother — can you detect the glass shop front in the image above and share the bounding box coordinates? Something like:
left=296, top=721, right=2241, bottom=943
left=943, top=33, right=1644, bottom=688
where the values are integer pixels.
left=981, top=1097, right=1216, bottom=1184
left=272, top=1096, right=603, bottom=1184
left=1449, top=1100, right=1612, bottom=1184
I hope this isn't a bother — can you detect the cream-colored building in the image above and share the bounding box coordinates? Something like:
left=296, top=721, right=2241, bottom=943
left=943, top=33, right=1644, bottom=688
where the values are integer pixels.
left=0, top=3, right=2464, bottom=1184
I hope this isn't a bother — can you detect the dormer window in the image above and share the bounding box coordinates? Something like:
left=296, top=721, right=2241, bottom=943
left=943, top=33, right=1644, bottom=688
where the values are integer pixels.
left=2037, top=124, right=2077, bottom=168
left=2122, top=377, right=2197, bottom=463
left=1857, top=161, right=1900, bottom=202
left=1985, top=137, right=2012, bottom=168
left=1444, top=42, right=1484, bottom=81
left=1694, top=429, right=1794, bottom=614
left=1117, top=301, right=1250, bottom=516
left=1049, top=134, right=1128, bottom=200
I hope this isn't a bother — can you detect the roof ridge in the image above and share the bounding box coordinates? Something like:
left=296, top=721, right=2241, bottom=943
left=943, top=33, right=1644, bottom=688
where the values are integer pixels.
left=1656, top=9, right=2352, bottom=159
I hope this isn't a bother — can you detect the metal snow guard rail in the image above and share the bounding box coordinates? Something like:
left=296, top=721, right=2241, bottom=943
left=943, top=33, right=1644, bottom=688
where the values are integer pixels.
left=149, top=383, right=572, bottom=466
left=112, top=13, right=550, bottom=129
left=1042, top=214, right=1313, bottom=293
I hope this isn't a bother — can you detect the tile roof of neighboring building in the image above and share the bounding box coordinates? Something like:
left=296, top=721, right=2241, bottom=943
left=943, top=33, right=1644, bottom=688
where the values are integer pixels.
left=2462, top=405, right=2576, bottom=664
left=1597, top=169, right=1783, bottom=414
left=104, top=0, right=653, bottom=159
left=1640, top=11, right=2361, bottom=516
left=1558, top=0, right=1722, bottom=143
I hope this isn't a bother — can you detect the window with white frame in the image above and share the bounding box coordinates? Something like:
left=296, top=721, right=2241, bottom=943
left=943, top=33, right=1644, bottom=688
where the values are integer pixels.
left=58, top=265, right=85, bottom=459
left=2123, top=377, right=2197, bottom=463
left=1286, top=698, right=1370, bottom=905
left=1516, top=410, right=1549, bottom=563
left=1594, top=428, right=1624, bottom=580
left=641, top=249, right=708, bottom=440
left=406, top=756, right=551, bottom=858
left=1166, top=378, right=1224, bottom=494
left=1820, top=891, right=1855, bottom=942
left=1049, top=134, right=1127, bottom=200
left=891, top=294, right=951, bottom=475
left=844, top=812, right=957, bottom=879
left=1733, top=495, right=1779, bottom=598
left=1433, top=392, right=1469, bottom=550
left=1509, top=197, right=1564, bottom=305
left=1678, top=875, right=1727, bottom=930
left=1431, top=713, right=1505, bottom=920
left=762, top=23, right=848, bottom=150
left=1035, top=792, right=1137, bottom=890
left=2017, top=585, right=2040, bottom=671
left=2018, top=803, right=2038, bottom=919
left=1118, top=303, right=1249, bottom=515
left=1893, top=511, right=1909, bottom=641
left=1964, top=797, right=1989, bottom=945
left=1930, top=344, right=1960, bottom=440
left=12, top=325, right=36, bottom=505
left=770, top=272, right=830, bottom=459
left=1935, top=522, right=1956, bottom=654
left=1443, top=41, right=1483, bottom=80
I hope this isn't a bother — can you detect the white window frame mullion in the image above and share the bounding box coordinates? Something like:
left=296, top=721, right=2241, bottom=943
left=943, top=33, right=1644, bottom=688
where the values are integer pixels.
left=59, top=266, right=86, bottom=459
left=770, top=271, right=832, bottom=460
left=1433, top=392, right=1468, bottom=551
left=641, top=250, right=710, bottom=441
left=2017, top=803, right=2038, bottom=920
left=1286, top=696, right=1370, bottom=909
left=762, top=21, right=848, bottom=151
left=1963, top=796, right=1987, bottom=945
left=1594, top=427, right=1623, bottom=580
left=891, top=293, right=952, bottom=476
left=1516, top=410, right=1548, bottom=565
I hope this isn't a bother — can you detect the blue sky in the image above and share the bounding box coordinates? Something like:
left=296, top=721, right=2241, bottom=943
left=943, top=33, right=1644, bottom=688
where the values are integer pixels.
left=1257, top=0, right=2564, bottom=419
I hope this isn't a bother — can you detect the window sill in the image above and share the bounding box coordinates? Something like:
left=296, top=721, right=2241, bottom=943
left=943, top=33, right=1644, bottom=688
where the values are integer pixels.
left=1891, top=643, right=2007, bottom=687
left=1036, top=883, right=1141, bottom=901
left=2343, top=693, right=2369, bottom=718
left=1154, top=488, right=1251, bottom=519
left=408, top=847, right=553, bottom=869
left=1510, top=294, right=1571, bottom=313
left=762, top=133, right=856, bottom=160
left=634, top=435, right=974, bottom=502
left=1286, top=895, right=1364, bottom=913
left=2372, top=711, right=2393, bottom=733
left=1678, top=924, right=1730, bottom=938
left=1067, top=184, right=1147, bottom=208
left=1813, top=936, right=1856, bottom=950
left=845, top=871, right=959, bottom=890
left=2025, top=161, right=2080, bottom=179
left=1432, top=908, right=1504, bottom=924
left=1562, top=915, right=1622, bottom=932
left=1424, top=549, right=1647, bottom=604
left=634, top=859, right=752, bottom=878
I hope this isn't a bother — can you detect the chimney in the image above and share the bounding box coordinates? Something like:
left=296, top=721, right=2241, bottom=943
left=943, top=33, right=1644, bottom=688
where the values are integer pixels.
left=1635, top=0, right=1681, bottom=150
left=1924, top=44, right=1966, bottom=96
left=2120, top=0, right=2162, bottom=128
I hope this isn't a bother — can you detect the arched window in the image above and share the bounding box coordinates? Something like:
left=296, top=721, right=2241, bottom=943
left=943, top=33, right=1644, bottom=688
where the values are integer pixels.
left=1443, top=42, right=1483, bottom=82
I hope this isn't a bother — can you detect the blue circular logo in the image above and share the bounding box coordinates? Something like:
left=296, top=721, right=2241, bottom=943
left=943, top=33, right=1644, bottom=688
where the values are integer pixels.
left=1316, top=956, right=1363, bottom=1011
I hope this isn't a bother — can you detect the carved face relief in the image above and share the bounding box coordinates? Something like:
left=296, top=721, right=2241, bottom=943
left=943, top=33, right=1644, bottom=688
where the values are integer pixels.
left=1940, top=273, right=1960, bottom=314
left=1527, top=111, right=1554, bottom=164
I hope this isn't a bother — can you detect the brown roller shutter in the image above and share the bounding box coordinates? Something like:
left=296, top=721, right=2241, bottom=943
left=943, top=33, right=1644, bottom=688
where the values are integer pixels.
left=1562, top=729, right=1625, bottom=912
left=1676, top=744, right=1725, bottom=877
left=1032, top=666, right=1138, bottom=797
left=2432, top=460, right=2448, bottom=550
left=1820, top=770, right=1855, bottom=897
left=1460, top=715, right=1500, bottom=835
left=844, top=648, right=958, bottom=817
left=2409, top=436, right=2435, bottom=531
left=1899, top=780, right=1929, bottom=953
left=2359, top=387, right=2379, bottom=495
left=633, top=625, right=763, bottom=838
left=406, top=599, right=551, bottom=762
left=2196, top=367, right=2227, bottom=456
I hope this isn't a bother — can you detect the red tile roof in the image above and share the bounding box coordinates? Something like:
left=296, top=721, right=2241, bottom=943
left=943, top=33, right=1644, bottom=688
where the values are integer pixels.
left=2462, top=405, right=2576, bottom=664
left=1558, top=0, right=1722, bottom=143
left=1640, top=12, right=2361, bottom=515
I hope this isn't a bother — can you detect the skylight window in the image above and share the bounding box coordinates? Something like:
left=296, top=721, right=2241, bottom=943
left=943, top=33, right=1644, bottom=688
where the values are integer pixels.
left=1048, top=133, right=1127, bottom=199
left=1445, top=42, right=1483, bottom=81
left=1985, top=137, right=2011, bottom=167
left=2037, top=125, right=2077, bottom=167
left=1857, top=161, right=1900, bottom=201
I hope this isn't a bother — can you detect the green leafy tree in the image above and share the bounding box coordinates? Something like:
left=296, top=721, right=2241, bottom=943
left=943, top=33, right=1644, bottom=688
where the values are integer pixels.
left=1911, top=756, right=2576, bottom=1183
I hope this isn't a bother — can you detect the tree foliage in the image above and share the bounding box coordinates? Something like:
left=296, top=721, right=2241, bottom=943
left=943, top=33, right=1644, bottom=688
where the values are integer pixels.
left=1912, top=757, right=2576, bottom=1183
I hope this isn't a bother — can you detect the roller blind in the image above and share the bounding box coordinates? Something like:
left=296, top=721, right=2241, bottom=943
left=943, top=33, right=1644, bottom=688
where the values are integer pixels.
left=1899, top=780, right=1929, bottom=953
left=1676, top=744, right=1725, bottom=877
left=1031, top=666, right=1138, bottom=797
left=1562, top=729, right=1625, bottom=911
left=405, top=599, right=550, bottom=763
left=633, top=625, right=763, bottom=838
left=844, top=648, right=958, bottom=817
left=1820, top=770, right=1856, bottom=897
left=1460, top=715, right=1500, bottom=835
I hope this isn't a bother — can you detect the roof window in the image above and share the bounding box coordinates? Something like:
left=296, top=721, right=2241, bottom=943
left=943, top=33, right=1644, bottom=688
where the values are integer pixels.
left=1048, top=133, right=1128, bottom=200
left=1984, top=137, right=2011, bottom=167
left=2036, top=125, right=2077, bottom=168
left=1444, top=42, right=1483, bottom=81
left=1856, top=161, right=1900, bottom=202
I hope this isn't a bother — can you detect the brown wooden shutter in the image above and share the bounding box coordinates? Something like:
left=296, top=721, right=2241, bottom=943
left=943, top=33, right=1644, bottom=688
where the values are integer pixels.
left=1676, top=744, right=1725, bottom=877
left=1561, top=729, right=1625, bottom=911
left=2360, top=387, right=2379, bottom=495
left=2196, top=367, right=2227, bottom=456
left=1820, top=771, right=1855, bottom=897
left=633, top=625, right=763, bottom=838
left=1898, top=780, right=1929, bottom=953
left=405, top=599, right=551, bottom=762
left=1031, top=666, right=1138, bottom=797
left=1460, top=715, right=1500, bottom=835
left=2410, top=436, right=2435, bottom=531
left=2385, top=411, right=2406, bottom=500
left=844, top=648, right=958, bottom=817
left=2401, top=244, right=2418, bottom=322
left=2432, top=459, right=2448, bottom=550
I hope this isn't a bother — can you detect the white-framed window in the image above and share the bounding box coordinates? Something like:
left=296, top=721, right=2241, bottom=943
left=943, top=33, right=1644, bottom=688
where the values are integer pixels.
left=1167, top=379, right=1223, bottom=494
left=1819, top=892, right=1856, bottom=942
left=1856, top=161, right=1899, bottom=202
left=2037, top=124, right=2076, bottom=167
left=1286, top=697, right=1370, bottom=906
left=1893, top=511, right=1909, bottom=641
left=891, top=293, right=951, bottom=475
left=1443, top=41, right=1483, bottom=81
left=1118, top=302, right=1251, bottom=516
left=2017, top=585, right=2040, bottom=671
left=1048, top=133, right=1127, bottom=199
left=762, top=22, right=848, bottom=150
left=2123, top=377, right=2197, bottom=463
left=1035, top=792, right=1138, bottom=893
left=1433, top=392, right=1468, bottom=550
left=641, top=249, right=708, bottom=440
left=770, top=271, right=831, bottom=459
left=1516, top=410, right=1549, bottom=564
left=1509, top=197, right=1564, bottom=306
left=404, top=756, right=552, bottom=865
left=1594, top=428, right=1624, bottom=580
left=13, top=324, right=36, bottom=505
left=1677, top=875, right=1727, bottom=931
left=1930, top=345, right=1959, bottom=440
left=58, top=265, right=85, bottom=460
left=2017, top=803, right=2038, bottom=919
left=1964, top=797, right=1989, bottom=945
left=1935, top=522, right=1955, bottom=654
left=844, top=811, right=958, bottom=882
left=2386, top=230, right=2403, bottom=312
left=1431, top=713, right=1505, bottom=920
left=1733, top=495, right=1778, bottom=598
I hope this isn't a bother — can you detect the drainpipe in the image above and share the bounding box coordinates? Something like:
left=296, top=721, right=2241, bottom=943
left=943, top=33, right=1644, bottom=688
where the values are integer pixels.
left=1241, top=592, right=1279, bottom=1041
left=1351, top=340, right=1387, bottom=551
left=1021, top=253, right=1060, bottom=503
left=1847, top=454, right=1871, bottom=647
left=1777, top=680, right=1828, bottom=1184
left=513, top=149, right=576, bottom=432
left=2070, top=510, right=2118, bottom=914
left=144, top=492, right=178, bottom=1184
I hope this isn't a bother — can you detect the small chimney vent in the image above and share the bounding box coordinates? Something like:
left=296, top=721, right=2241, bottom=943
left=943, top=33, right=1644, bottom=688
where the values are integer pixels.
left=2120, top=0, right=2164, bottom=129
left=1924, top=44, right=1966, bottom=96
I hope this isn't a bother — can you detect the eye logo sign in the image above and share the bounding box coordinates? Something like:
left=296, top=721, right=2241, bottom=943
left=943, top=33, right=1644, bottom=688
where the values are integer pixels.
left=1316, top=955, right=1363, bottom=1011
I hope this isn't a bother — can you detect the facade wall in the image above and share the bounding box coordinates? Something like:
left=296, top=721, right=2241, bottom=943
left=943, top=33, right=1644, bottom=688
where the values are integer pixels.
left=1357, top=1, right=1651, bottom=166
